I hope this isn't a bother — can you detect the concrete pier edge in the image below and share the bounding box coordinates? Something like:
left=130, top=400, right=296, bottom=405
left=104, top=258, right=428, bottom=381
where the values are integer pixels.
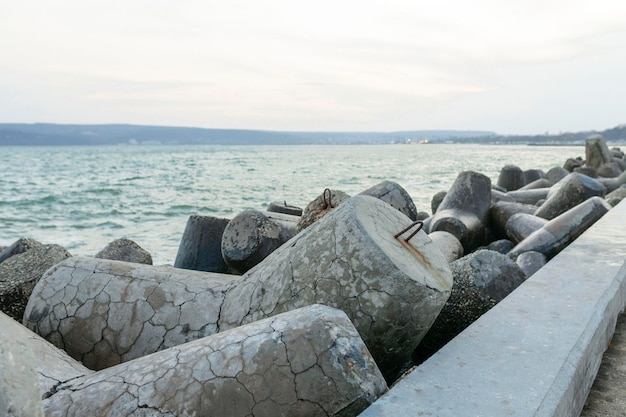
left=359, top=200, right=626, bottom=417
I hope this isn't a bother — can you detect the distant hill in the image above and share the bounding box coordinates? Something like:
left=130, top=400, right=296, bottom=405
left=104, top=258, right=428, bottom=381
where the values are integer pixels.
left=0, top=123, right=495, bottom=146
left=0, top=123, right=624, bottom=146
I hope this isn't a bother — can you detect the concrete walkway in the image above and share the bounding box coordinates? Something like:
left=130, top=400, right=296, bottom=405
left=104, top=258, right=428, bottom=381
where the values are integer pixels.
left=580, top=312, right=626, bottom=416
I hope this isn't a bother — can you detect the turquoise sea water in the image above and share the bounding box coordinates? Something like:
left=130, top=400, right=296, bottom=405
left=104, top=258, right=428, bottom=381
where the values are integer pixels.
left=0, top=144, right=584, bottom=264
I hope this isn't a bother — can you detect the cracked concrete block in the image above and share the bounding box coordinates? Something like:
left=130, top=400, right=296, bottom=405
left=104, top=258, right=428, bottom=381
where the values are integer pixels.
left=427, top=171, right=492, bottom=253
left=359, top=180, right=418, bottom=221
left=221, top=210, right=299, bottom=274
left=220, top=195, right=452, bottom=382
left=0, top=311, right=93, bottom=403
left=26, top=196, right=452, bottom=383
left=174, top=214, right=231, bottom=273
left=24, top=259, right=241, bottom=370
left=0, top=312, right=44, bottom=417
left=94, top=238, right=152, bottom=265
left=42, top=304, right=387, bottom=417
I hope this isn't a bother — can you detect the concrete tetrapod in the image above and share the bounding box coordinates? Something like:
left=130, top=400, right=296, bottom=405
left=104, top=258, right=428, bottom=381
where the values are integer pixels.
left=427, top=171, right=492, bottom=252
left=218, top=195, right=452, bottom=382
left=221, top=210, right=299, bottom=274
left=25, top=195, right=453, bottom=383
left=0, top=312, right=44, bottom=417
left=508, top=196, right=612, bottom=260
left=25, top=262, right=241, bottom=370
left=42, top=305, right=388, bottom=417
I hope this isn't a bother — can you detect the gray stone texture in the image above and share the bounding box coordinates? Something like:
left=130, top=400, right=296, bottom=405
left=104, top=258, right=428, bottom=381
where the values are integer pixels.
left=0, top=237, right=41, bottom=264
left=174, top=214, right=231, bottom=273
left=496, top=164, right=524, bottom=191
left=505, top=212, right=548, bottom=244
left=606, top=186, right=626, bottom=207
left=430, top=190, right=447, bottom=214
left=94, top=238, right=152, bottom=265
left=221, top=210, right=298, bottom=273
left=544, top=166, right=569, bottom=185
left=522, top=169, right=544, bottom=185
left=509, top=196, right=612, bottom=260
left=428, top=171, right=492, bottom=253
left=219, top=195, right=452, bottom=382
left=535, top=173, right=606, bottom=220
left=25, top=259, right=240, bottom=370
left=505, top=188, right=550, bottom=205
left=597, top=170, right=626, bottom=193
left=519, top=178, right=551, bottom=190
left=43, top=305, right=388, bottom=417
left=427, top=230, right=463, bottom=263
left=515, top=251, right=546, bottom=279
left=360, top=195, right=626, bottom=417
left=488, top=200, right=537, bottom=239
left=0, top=311, right=44, bottom=417
left=585, top=134, right=614, bottom=169
left=564, top=157, right=584, bottom=172
left=296, top=189, right=350, bottom=232
left=413, top=249, right=526, bottom=364
left=359, top=180, right=418, bottom=221
left=267, top=200, right=303, bottom=216
left=25, top=195, right=452, bottom=383
left=0, top=244, right=71, bottom=321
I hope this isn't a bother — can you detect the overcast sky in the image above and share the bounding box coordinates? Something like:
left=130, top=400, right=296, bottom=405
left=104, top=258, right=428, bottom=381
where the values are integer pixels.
left=1, top=1, right=625, bottom=134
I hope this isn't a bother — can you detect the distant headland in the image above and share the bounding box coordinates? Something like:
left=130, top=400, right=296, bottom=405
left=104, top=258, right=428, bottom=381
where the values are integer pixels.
left=0, top=123, right=624, bottom=146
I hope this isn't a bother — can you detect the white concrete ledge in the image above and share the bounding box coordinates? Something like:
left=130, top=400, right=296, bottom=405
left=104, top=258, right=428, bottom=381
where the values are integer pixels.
left=359, top=200, right=626, bottom=417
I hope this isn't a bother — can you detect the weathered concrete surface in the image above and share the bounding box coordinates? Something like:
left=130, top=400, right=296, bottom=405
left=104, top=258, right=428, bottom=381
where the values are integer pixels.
left=505, top=212, right=548, bottom=244
left=25, top=196, right=452, bottom=383
left=95, top=238, right=152, bottom=265
left=0, top=311, right=93, bottom=402
left=296, top=189, right=350, bottom=232
left=413, top=249, right=526, bottom=364
left=496, top=164, right=524, bottom=191
left=509, top=196, right=611, bottom=260
left=0, top=312, right=44, bottom=417
left=359, top=180, right=418, bottom=221
left=221, top=210, right=298, bottom=273
left=585, top=134, right=614, bottom=169
left=0, top=237, right=41, bottom=264
left=174, top=214, right=231, bottom=273
left=358, top=200, right=626, bottom=417
left=44, top=305, right=388, bottom=417
left=220, top=195, right=453, bottom=382
left=580, top=313, right=626, bottom=416
left=535, top=173, right=606, bottom=220
left=0, top=244, right=71, bottom=320
left=428, top=171, right=492, bottom=252
left=24, top=260, right=240, bottom=370
left=427, top=231, right=463, bottom=263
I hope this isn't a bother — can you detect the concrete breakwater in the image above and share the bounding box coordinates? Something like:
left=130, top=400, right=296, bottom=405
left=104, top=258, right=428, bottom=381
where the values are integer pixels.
left=1, top=135, right=626, bottom=416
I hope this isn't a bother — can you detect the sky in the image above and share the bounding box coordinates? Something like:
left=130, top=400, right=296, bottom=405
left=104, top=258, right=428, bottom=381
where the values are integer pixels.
left=1, top=1, right=626, bottom=135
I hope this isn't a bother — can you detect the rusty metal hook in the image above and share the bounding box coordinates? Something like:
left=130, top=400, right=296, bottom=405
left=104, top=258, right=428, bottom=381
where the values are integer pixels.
left=394, top=220, right=424, bottom=243
left=322, top=188, right=333, bottom=209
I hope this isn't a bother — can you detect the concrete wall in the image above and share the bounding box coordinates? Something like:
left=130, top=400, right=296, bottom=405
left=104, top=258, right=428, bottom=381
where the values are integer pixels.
left=359, top=200, right=626, bottom=417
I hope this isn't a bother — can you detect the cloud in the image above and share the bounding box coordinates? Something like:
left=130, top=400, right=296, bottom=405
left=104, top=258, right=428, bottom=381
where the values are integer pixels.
left=1, top=0, right=626, bottom=132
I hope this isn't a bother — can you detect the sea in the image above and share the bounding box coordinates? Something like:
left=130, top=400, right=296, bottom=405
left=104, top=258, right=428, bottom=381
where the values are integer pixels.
left=0, top=143, right=585, bottom=265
